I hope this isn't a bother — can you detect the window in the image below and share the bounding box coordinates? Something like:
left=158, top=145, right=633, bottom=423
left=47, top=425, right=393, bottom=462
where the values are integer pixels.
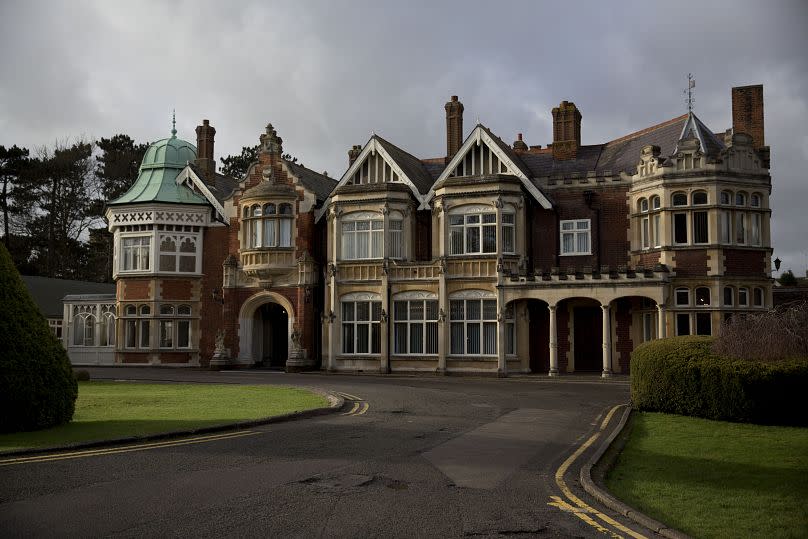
left=341, top=294, right=381, bottom=354
left=696, top=313, right=711, bottom=335
left=672, top=193, right=688, bottom=206
left=342, top=212, right=383, bottom=259
left=720, top=211, right=732, bottom=244
left=502, top=213, right=515, bottom=253
left=72, top=305, right=96, bottom=346
left=450, top=293, right=497, bottom=355
left=156, top=304, right=192, bottom=350
left=695, top=287, right=710, bottom=306
left=651, top=196, right=661, bottom=210
left=751, top=194, right=761, bottom=208
left=393, top=295, right=438, bottom=355
left=639, top=198, right=649, bottom=212
left=159, top=305, right=174, bottom=348
left=753, top=288, right=764, bottom=307
left=692, top=191, right=708, bottom=205
left=720, top=191, right=732, bottom=205
left=99, top=306, right=115, bottom=347
left=735, top=213, right=746, bottom=244
left=158, top=234, right=197, bottom=273
left=653, top=214, right=661, bottom=247
left=121, top=236, right=151, bottom=271
left=750, top=213, right=761, bottom=246
left=675, top=288, right=690, bottom=306
left=673, top=213, right=688, bottom=244
left=640, top=200, right=650, bottom=249
left=560, top=219, right=591, bottom=255
left=125, top=305, right=137, bottom=349
left=139, top=305, right=151, bottom=348
left=449, top=210, right=496, bottom=255
left=738, top=287, right=749, bottom=307
left=723, top=287, right=734, bottom=307
left=692, top=211, right=708, bottom=244
left=642, top=312, right=655, bottom=342
left=243, top=202, right=294, bottom=249
left=389, top=218, right=404, bottom=259
left=49, top=319, right=63, bottom=339
left=504, top=303, right=516, bottom=355
left=735, top=192, right=747, bottom=206
left=676, top=313, right=691, bottom=335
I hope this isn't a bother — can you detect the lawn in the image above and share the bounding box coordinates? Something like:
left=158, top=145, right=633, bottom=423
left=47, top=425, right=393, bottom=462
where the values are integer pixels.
left=606, top=412, right=808, bottom=539
left=0, top=381, right=328, bottom=452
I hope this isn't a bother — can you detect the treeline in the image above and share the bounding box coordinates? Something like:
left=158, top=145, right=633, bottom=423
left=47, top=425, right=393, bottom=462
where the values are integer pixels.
left=0, top=135, right=148, bottom=282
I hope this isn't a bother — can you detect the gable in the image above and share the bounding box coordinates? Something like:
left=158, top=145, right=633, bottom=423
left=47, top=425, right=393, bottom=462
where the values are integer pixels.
left=422, top=126, right=552, bottom=210
left=176, top=167, right=227, bottom=222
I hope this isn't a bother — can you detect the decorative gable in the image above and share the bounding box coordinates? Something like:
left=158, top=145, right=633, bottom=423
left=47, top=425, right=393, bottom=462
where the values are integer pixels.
left=176, top=167, right=227, bottom=222
left=332, top=137, right=425, bottom=201
left=447, top=135, right=515, bottom=178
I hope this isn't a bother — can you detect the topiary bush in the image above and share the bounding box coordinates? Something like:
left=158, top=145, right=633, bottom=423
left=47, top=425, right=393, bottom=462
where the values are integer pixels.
left=631, top=336, right=808, bottom=426
left=0, top=243, right=77, bottom=432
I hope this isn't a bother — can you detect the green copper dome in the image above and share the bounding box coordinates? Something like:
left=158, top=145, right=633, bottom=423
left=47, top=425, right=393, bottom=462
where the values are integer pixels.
left=109, top=126, right=208, bottom=207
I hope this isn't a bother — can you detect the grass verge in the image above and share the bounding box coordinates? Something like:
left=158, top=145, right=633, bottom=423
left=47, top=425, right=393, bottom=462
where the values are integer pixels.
left=606, top=412, right=808, bottom=538
left=0, top=381, right=328, bottom=451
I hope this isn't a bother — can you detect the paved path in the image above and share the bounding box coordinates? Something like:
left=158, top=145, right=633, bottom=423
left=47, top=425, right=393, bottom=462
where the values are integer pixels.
left=0, top=369, right=651, bottom=538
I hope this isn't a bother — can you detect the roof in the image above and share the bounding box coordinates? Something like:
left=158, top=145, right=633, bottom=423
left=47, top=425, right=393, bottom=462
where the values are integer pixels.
left=109, top=131, right=209, bottom=206
left=285, top=160, right=338, bottom=202
left=187, top=163, right=240, bottom=203
left=373, top=135, right=435, bottom=194
left=21, top=276, right=116, bottom=319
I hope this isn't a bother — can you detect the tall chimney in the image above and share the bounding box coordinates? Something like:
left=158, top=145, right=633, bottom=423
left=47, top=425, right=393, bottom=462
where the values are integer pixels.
left=551, top=101, right=582, bottom=161
left=195, top=119, right=216, bottom=183
left=445, top=95, right=464, bottom=162
left=732, top=85, right=764, bottom=150
left=348, top=145, right=362, bottom=166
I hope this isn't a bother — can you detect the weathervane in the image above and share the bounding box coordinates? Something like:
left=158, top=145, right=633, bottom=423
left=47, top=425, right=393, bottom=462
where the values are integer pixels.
left=171, top=109, right=177, bottom=137
left=684, top=74, right=695, bottom=113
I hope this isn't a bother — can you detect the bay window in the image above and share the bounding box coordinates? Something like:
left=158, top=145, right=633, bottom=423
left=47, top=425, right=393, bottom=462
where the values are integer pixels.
left=242, top=202, right=294, bottom=249
left=121, top=236, right=151, bottom=271
left=448, top=205, right=514, bottom=255
left=389, top=216, right=404, bottom=259
left=560, top=219, right=590, bottom=255
left=393, top=294, right=439, bottom=355
left=158, top=304, right=192, bottom=350
left=502, top=214, right=515, bottom=253
left=342, top=212, right=383, bottom=260
left=341, top=294, right=382, bottom=354
left=450, top=292, right=497, bottom=356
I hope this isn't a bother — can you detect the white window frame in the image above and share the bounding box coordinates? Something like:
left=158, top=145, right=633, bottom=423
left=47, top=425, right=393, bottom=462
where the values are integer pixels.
left=723, top=286, right=734, bottom=307
left=157, top=304, right=193, bottom=350
left=341, top=292, right=382, bottom=355
left=388, top=211, right=404, bottom=260
left=502, top=212, right=515, bottom=254
left=243, top=202, right=294, bottom=249
left=158, top=233, right=200, bottom=273
left=449, top=290, right=497, bottom=356
left=753, top=287, right=764, bottom=307
left=560, top=219, right=591, bottom=256
left=341, top=212, right=384, bottom=260
left=449, top=205, right=497, bottom=255
left=393, top=292, right=438, bottom=356
left=72, top=305, right=97, bottom=347
left=120, top=235, right=152, bottom=272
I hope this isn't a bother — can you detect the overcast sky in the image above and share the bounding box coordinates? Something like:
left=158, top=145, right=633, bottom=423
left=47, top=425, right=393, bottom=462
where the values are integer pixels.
left=1, top=1, right=806, bottom=274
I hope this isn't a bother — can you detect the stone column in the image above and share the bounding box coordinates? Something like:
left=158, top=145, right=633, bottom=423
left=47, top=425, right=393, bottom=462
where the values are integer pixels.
left=657, top=304, right=666, bottom=339
left=497, top=289, right=507, bottom=377
left=601, top=304, right=612, bottom=378
left=437, top=262, right=447, bottom=374
left=548, top=303, right=559, bottom=376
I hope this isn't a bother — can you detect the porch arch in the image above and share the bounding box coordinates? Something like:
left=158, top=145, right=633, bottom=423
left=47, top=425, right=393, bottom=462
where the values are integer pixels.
left=237, top=291, right=296, bottom=366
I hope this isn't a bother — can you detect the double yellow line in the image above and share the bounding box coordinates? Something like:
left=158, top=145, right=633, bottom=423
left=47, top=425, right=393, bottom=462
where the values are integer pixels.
left=548, top=404, right=647, bottom=539
left=336, top=392, right=369, bottom=416
left=0, top=430, right=259, bottom=467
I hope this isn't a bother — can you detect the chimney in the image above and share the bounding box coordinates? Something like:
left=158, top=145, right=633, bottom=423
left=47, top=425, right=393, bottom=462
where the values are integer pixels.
left=445, top=95, right=464, bottom=162
left=513, top=133, right=528, bottom=152
left=732, top=85, right=764, bottom=151
left=195, top=119, right=216, bottom=183
left=551, top=101, right=582, bottom=161
left=348, top=145, right=362, bottom=166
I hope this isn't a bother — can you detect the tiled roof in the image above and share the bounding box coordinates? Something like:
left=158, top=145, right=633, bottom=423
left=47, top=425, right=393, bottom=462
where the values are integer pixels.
left=21, top=276, right=116, bottom=319
left=285, top=160, right=338, bottom=202
left=374, top=135, right=435, bottom=194
left=187, top=163, right=240, bottom=203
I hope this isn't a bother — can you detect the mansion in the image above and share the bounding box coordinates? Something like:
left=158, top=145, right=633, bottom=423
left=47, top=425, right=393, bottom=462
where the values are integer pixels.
left=62, top=85, right=773, bottom=376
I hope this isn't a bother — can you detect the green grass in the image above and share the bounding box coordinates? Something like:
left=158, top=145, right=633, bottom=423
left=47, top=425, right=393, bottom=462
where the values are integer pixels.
left=606, top=412, right=808, bottom=538
left=0, top=381, right=328, bottom=451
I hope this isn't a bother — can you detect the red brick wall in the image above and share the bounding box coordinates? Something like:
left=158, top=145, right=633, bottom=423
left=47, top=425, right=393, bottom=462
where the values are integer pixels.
left=199, top=226, right=228, bottom=365
left=121, top=280, right=151, bottom=300
left=732, top=85, right=764, bottom=150
left=637, top=251, right=661, bottom=267
left=673, top=249, right=708, bottom=277
left=723, top=249, right=766, bottom=277
left=160, top=279, right=194, bottom=300
left=615, top=298, right=634, bottom=374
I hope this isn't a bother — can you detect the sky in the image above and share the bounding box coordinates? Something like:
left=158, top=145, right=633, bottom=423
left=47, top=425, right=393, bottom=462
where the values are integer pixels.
left=1, top=0, right=806, bottom=274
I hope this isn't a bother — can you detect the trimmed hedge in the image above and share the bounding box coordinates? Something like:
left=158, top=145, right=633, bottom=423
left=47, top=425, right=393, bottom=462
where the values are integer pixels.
left=631, top=336, right=808, bottom=426
left=0, top=243, right=77, bottom=432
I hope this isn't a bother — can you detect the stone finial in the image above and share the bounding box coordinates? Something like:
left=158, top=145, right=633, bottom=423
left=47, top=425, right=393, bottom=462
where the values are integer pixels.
left=260, top=123, right=283, bottom=155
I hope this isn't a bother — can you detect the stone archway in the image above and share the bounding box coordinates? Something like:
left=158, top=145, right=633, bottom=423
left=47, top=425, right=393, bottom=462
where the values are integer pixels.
left=237, top=291, right=296, bottom=367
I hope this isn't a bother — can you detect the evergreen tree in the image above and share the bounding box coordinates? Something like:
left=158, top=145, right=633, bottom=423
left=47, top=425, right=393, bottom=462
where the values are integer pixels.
left=219, top=145, right=258, bottom=178
left=778, top=269, right=798, bottom=287
left=96, top=134, right=149, bottom=202
left=0, top=242, right=77, bottom=432
left=0, top=145, right=31, bottom=250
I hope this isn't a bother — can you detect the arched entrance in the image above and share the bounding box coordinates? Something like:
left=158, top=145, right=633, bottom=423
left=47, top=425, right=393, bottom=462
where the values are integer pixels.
left=254, top=303, right=288, bottom=368
left=237, top=291, right=295, bottom=368
left=526, top=299, right=550, bottom=373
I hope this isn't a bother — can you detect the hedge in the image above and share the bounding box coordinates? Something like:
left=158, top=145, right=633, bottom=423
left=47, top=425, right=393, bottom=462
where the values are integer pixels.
left=630, top=336, right=808, bottom=426
left=0, top=243, right=77, bottom=432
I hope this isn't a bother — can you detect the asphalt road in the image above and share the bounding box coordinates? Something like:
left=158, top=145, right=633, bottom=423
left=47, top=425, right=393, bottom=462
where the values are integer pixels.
left=0, top=369, right=652, bottom=538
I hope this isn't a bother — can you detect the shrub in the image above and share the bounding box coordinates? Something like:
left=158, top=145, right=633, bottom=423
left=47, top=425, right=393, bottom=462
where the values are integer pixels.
left=713, top=302, right=808, bottom=361
left=631, top=336, right=808, bottom=426
left=0, top=243, right=78, bottom=432
left=74, top=369, right=91, bottom=381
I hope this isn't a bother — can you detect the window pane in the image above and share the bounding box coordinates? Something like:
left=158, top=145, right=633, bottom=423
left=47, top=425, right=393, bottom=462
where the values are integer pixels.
left=561, top=221, right=574, bottom=231
left=692, top=192, right=708, bottom=205
left=735, top=214, right=746, bottom=244
left=466, top=215, right=480, bottom=224
left=467, top=323, right=481, bottom=354
left=675, top=289, right=689, bottom=306
left=357, top=324, right=369, bottom=353
left=394, top=323, right=407, bottom=354
left=693, top=211, right=708, bottom=244
left=371, top=230, right=383, bottom=257
left=371, top=302, right=381, bottom=321
left=450, top=323, right=464, bottom=354
left=126, top=320, right=136, bottom=348
left=342, top=230, right=355, bottom=259
left=753, top=288, right=763, bottom=306
left=676, top=313, right=691, bottom=336
left=342, top=302, right=354, bottom=321
left=562, top=233, right=574, bottom=253
left=410, top=301, right=424, bottom=320
left=160, top=320, right=173, bottom=347
left=425, top=300, right=438, bottom=320
left=342, top=324, right=354, bottom=353
left=483, top=322, right=497, bottom=355
left=466, top=300, right=481, bottom=320
left=160, top=254, right=176, bottom=272
left=503, top=225, right=514, bottom=253
left=674, top=214, right=688, bottom=243
left=179, top=238, right=195, bottom=253
left=577, top=231, right=589, bottom=253
left=356, top=302, right=370, bottom=321
left=160, top=236, right=176, bottom=253
left=371, top=323, right=380, bottom=354
left=449, top=215, right=463, bottom=226
left=696, top=287, right=710, bottom=306
left=482, top=300, right=497, bottom=320
left=140, top=320, right=150, bottom=347
left=751, top=214, right=760, bottom=245
left=653, top=215, right=661, bottom=247
left=502, top=214, right=515, bottom=224
left=264, top=219, right=276, bottom=247
left=724, top=287, right=733, bottom=306
left=394, top=301, right=408, bottom=320
left=356, top=228, right=369, bottom=258
left=739, top=288, right=748, bottom=306
left=179, top=255, right=195, bottom=272
left=482, top=213, right=496, bottom=224
left=673, top=193, right=687, bottom=206
left=409, top=323, right=423, bottom=354
left=482, top=225, right=496, bottom=253
left=177, top=320, right=190, bottom=348
left=642, top=218, right=650, bottom=248
left=720, top=212, right=731, bottom=244
left=506, top=322, right=515, bottom=355
left=389, top=220, right=403, bottom=259
left=466, top=226, right=480, bottom=253
left=425, top=322, right=438, bottom=354
left=450, top=227, right=464, bottom=254
left=696, top=313, right=711, bottom=336
left=450, top=300, right=464, bottom=320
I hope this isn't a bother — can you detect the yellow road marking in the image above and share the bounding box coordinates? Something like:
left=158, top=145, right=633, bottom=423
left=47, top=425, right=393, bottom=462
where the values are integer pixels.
left=0, top=430, right=258, bottom=467
left=548, top=496, right=622, bottom=538
left=341, top=402, right=360, bottom=416
left=550, top=404, right=648, bottom=539
left=355, top=402, right=370, bottom=415
left=337, top=391, right=362, bottom=401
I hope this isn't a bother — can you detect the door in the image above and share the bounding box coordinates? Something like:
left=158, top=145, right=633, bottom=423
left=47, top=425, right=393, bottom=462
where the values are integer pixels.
left=574, top=306, right=602, bottom=371
left=527, top=301, right=550, bottom=373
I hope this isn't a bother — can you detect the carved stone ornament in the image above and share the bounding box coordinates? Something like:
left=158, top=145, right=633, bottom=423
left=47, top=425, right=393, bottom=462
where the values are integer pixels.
left=214, top=329, right=226, bottom=354
left=438, top=308, right=446, bottom=323
left=262, top=165, right=276, bottom=183
left=290, top=328, right=302, bottom=350
left=381, top=202, right=390, bottom=216
left=260, top=123, right=283, bottom=155
left=328, top=263, right=337, bottom=277
left=494, top=195, right=504, bottom=209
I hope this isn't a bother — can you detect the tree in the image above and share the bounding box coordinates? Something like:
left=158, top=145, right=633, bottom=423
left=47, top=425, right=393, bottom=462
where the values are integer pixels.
left=0, top=242, right=77, bottom=432
left=96, top=134, right=149, bottom=203
left=219, top=145, right=258, bottom=179
left=779, top=269, right=798, bottom=287
left=0, top=145, right=31, bottom=250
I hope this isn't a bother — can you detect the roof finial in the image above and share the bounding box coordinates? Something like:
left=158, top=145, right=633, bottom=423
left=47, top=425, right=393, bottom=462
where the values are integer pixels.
left=171, top=109, right=177, bottom=138
left=684, top=74, right=695, bottom=113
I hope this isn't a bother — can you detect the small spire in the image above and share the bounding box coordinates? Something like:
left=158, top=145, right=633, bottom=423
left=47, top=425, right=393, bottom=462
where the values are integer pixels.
left=171, top=109, right=177, bottom=138
left=683, top=74, right=696, bottom=113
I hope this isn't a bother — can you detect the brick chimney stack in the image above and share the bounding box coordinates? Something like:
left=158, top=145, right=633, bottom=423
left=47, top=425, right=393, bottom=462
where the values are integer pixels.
left=445, top=95, right=464, bottom=163
left=195, top=119, right=216, bottom=183
left=551, top=101, right=582, bottom=161
left=348, top=145, right=362, bottom=166
left=732, top=85, right=765, bottom=151
left=513, top=133, right=528, bottom=152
